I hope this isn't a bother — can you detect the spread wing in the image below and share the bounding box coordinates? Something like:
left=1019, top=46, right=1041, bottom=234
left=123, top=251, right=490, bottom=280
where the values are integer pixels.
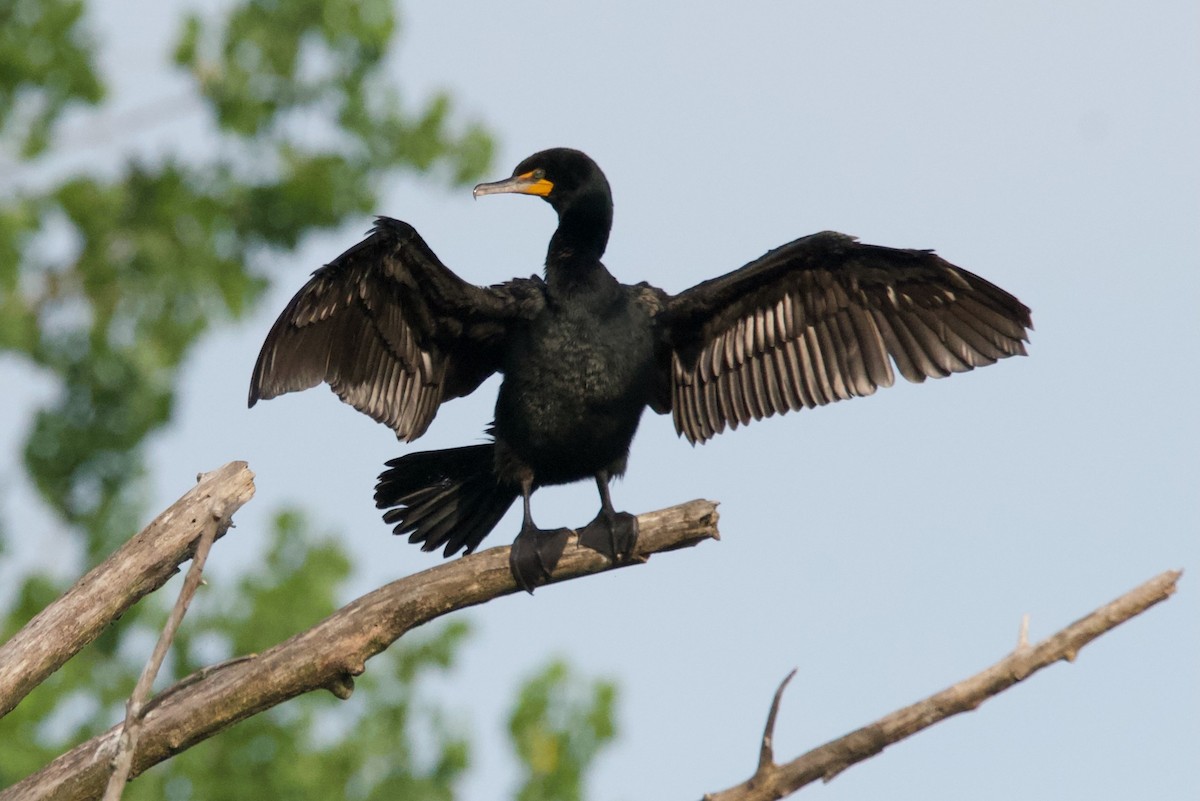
left=660, top=231, right=1032, bottom=444
left=249, top=216, right=544, bottom=441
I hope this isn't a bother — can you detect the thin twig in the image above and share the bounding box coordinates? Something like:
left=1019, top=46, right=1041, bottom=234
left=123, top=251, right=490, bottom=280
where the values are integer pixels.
left=1017, top=613, right=1031, bottom=650
left=705, top=569, right=1182, bottom=801
left=101, top=501, right=231, bottom=801
left=757, top=668, right=797, bottom=773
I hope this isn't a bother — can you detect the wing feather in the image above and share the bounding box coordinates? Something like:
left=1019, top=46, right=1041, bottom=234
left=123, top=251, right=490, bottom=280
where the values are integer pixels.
left=662, top=231, right=1032, bottom=443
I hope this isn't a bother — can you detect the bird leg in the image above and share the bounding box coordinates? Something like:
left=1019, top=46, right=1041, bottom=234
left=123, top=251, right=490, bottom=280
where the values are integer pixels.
left=578, top=471, right=640, bottom=564
left=509, top=477, right=570, bottom=594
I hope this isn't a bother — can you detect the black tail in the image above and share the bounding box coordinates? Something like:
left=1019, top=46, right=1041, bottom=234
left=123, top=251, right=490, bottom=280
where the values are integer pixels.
left=375, top=444, right=519, bottom=557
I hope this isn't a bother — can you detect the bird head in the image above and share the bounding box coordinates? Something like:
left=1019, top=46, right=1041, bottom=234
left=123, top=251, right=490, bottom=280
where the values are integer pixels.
left=473, top=148, right=611, bottom=216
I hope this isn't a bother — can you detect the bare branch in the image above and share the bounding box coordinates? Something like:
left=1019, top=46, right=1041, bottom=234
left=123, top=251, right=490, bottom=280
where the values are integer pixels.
left=101, top=497, right=231, bottom=801
left=0, top=462, right=255, bottom=719
left=1, top=499, right=720, bottom=801
left=705, top=570, right=1182, bottom=801
left=757, top=669, right=796, bottom=773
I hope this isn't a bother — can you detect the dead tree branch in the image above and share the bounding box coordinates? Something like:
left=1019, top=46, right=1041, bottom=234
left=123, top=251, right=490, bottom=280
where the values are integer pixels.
left=704, top=569, right=1182, bottom=801
left=0, top=462, right=255, bottom=719
left=1, top=499, right=720, bottom=801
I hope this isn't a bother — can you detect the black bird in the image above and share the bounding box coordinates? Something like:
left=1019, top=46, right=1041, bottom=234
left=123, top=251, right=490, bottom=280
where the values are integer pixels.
left=249, top=148, right=1031, bottom=591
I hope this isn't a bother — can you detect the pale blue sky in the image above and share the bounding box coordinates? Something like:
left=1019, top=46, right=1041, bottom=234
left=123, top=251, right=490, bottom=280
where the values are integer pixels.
left=3, top=2, right=1198, bottom=799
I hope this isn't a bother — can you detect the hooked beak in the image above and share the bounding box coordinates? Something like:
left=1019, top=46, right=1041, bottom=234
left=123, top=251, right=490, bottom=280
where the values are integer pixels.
left=472, top=171, right=554, bottom=200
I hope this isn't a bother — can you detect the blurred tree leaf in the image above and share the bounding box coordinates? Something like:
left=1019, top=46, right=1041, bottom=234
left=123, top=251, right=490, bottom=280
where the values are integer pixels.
left=509, top=661, right=618, bottom=801
left=0, top=0, right=103, bottom=156
left=1, top=0, right=494, bottom=562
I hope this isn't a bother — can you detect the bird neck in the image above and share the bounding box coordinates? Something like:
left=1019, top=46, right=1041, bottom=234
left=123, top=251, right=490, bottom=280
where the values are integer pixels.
left=545, top=193, right=612, bottom=286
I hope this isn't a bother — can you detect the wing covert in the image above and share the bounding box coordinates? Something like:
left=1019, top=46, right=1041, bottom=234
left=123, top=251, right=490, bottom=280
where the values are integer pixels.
left=662, top=231, right=1032, bottom=443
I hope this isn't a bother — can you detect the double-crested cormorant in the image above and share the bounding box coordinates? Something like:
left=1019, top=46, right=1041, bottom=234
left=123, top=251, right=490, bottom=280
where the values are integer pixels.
left=249, top=148, right=1031, bottom=591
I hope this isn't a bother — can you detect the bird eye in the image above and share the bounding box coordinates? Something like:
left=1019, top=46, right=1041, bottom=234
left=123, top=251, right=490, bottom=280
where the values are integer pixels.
left=532, top=169, right=546, bottom=181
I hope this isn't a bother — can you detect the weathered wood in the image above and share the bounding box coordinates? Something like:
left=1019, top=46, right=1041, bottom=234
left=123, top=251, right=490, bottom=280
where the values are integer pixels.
left=0, top=462, right=256, bottom=719
left=1, top=499, right=720, bottom=801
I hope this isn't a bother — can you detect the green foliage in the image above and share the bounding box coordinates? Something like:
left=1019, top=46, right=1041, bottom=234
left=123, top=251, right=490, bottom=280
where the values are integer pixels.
left=1, top=0, right=493, bottom=562
left=0, top=0, right=103, bottom=156
left=172, top=0, right=492, bottom=183
left=509, top=661, right=618, bottom=801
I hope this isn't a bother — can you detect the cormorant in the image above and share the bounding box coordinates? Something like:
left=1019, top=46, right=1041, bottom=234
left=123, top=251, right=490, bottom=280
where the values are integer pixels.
left=249, top=148, right=1031, bottom=591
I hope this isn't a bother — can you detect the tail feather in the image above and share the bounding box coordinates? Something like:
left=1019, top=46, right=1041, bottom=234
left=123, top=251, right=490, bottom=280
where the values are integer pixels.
left=375, top=444, right=518, bottom=557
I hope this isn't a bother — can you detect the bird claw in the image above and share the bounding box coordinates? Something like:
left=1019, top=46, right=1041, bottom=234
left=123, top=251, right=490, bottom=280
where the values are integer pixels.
left=509, top=525, right=571, bottom=593
left=578, top=511, right=640, bottom=565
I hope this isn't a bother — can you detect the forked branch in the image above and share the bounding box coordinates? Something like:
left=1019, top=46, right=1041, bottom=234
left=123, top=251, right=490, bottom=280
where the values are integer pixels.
left=705, top=570, right=1182, bottom=801
left=0, top=462, right=255, bottom=719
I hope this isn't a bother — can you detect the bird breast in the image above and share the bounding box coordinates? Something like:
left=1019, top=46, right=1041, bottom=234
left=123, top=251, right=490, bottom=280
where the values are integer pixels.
left=494, top=288, right=657, bottom=482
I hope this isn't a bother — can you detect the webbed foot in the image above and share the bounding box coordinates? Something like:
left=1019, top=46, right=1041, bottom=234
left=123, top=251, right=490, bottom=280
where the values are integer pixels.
left=578, top=510, right=640, bottom=564
left=509, top=524, right=571, bottom=593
